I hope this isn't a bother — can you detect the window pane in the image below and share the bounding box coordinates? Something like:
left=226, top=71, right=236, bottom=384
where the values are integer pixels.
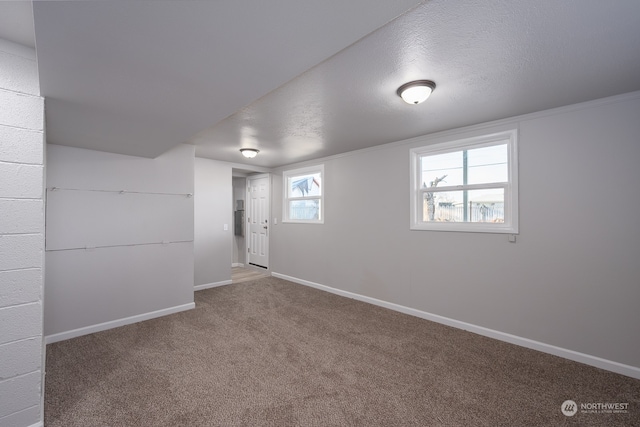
left=467, top=189, right=505, bottom=222
left=421, top=188, right=505, bottom=223
left=288, top=173, right=321, bottom=198
left=289, top=199, right=321, bottom=220
left=467, top=144, right=508, bottom=185
left=420, top=151, right=463, bottom=187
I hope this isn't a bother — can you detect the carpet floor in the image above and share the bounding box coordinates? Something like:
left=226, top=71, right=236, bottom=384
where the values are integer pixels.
left=45, top=276, right=640, bottom=426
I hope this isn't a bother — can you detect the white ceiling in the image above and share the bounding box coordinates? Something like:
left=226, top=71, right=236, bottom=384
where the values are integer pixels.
left=4, top=1, right=640, bottom=168
left=31, top=0, right=423, bottom=159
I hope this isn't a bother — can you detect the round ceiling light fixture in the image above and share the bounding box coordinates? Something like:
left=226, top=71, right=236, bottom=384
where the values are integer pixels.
left=240, top=148, right=259, bottom=158
left=397, top=80, right=436, bottom=105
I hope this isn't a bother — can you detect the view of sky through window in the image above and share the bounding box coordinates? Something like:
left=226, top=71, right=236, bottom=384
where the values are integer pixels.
left=286, top=171, right=322, bottom=221
left=420, top=143, right=508, bottom=223
left=288, top=173, right=321, bottom=197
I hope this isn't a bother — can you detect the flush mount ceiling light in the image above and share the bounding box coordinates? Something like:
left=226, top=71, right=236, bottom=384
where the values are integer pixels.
left=240, top=148, right=259, bottom=158
left=397, top=80, right=436, bottom=105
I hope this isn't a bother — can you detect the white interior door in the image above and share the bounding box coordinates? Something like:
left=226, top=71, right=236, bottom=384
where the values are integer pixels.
left=247, top=174, right=270, bottom=269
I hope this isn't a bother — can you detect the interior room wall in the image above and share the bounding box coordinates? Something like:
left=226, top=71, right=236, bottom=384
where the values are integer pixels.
left=194, top=158, right=233, bottom=289
left=0, top=38, right=45, bottom=427
left=232, top=176, right=247, bottom=266
left=44, top=144, right=195, bottom=341
left=271, top=92, right=640, bottom=377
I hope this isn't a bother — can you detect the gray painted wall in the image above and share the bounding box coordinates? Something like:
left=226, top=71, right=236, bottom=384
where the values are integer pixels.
left=271, top=93, right=640, bottom=370
left=0, top=38, right=45, bottom=427
left=194, top=158, right=233, bottom=287
left=45, top=144, right=195, bottom=339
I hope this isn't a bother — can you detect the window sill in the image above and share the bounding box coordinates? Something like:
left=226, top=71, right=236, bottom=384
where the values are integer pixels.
left=282, top=220, right=324, bottom=225
left=410, top=223, right=518, bottom=234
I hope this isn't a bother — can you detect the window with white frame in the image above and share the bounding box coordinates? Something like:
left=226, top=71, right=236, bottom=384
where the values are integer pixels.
left=283, top=164, right=324, bottom=223
left=410, top=130, right=518, bottom=233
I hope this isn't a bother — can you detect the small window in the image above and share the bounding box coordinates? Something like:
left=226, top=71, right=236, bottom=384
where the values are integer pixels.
left=283, top=165, right=324, bottom=224
left=410, top=130, right=518, bottom=233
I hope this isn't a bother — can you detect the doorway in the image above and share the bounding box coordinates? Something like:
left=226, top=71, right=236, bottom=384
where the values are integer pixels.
left=246, top=174, right=270, bottom=269
left=231, top=266, right=270, bottom=284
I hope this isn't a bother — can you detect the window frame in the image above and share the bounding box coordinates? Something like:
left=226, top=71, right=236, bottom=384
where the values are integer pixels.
left=410, top=130, right=518, bottom=234
left=282, top=164, right=325, bottom=224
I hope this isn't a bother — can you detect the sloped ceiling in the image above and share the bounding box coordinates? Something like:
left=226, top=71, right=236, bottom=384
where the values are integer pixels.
left=32, top=0, right=423, bottom=159
left=24, top=0, right=640, bottom=167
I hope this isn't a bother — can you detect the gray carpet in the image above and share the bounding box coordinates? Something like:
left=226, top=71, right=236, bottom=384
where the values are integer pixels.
left=45, top=276, right=640, bottom=426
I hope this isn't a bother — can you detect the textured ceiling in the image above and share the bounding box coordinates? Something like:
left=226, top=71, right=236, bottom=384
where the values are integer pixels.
left=194, top=0, right=640, bottom=167
left=32, top=0, right=423, bottom=159
left=9, top=1, right=640, bottom=167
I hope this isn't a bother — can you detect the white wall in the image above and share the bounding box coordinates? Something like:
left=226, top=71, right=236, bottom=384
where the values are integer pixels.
left=272, top=92, right=640, bottom=377
left=44, top=144, right=195, bottom=341
left=194, top=158, right=233, bottom=289
left=0, top=39, right=45, bottom=427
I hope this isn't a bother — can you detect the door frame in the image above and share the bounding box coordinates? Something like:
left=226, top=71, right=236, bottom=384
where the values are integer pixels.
left=245, top=173, right=271, bottom=270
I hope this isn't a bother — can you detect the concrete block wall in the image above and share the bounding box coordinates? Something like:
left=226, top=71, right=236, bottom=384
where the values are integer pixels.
left=0, top=39, right=45, bottom=427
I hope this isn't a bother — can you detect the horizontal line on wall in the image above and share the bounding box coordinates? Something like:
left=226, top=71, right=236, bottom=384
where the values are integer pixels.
left=0, top=404, right=43, bottom=427
left=0, top=87, right=42, bottom=98
left=0, top=124, right=42, bottom=132
left=0, top=159, right=43, bottom=166
left=273, top=272, right=640, bottom=380
left=0, top=45, right=37, bottom=59
left=46, top=187, right=193, bottom=197
left=45, top=240, right=194, bottom=253
left=0, top=197, right=43, bottom=201
left=0, top=369, right=42, bottom=386
left=0, top=301, right=40, bottom=311
left=0, top=267, right=40, bottom=273
left=0, top=122, right=43, bottom=133
left=0, top=336, right=41, bottom=348
left=0, top=267, right=41, bottom=274
left=0, top=335, right=42, bottom=349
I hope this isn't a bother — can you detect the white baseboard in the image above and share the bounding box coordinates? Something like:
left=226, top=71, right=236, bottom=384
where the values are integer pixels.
left=44, top=302, right=195, bottom=344
left=194, top=279, right=232, bottom=291
left=232, top=263, right=244, bottom=267
left=272, top=272, right=640, bottom=380
left=28, top=423, right=43, bottom=427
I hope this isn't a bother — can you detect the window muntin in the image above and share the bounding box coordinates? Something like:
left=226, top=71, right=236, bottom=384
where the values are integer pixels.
left=411, top=130, right=518, bottom=233
left=422, top=188, right=505, bottom=223
left=283, top=165, right=324, bottom=223
left=288, top=172, right=321, bottom=198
